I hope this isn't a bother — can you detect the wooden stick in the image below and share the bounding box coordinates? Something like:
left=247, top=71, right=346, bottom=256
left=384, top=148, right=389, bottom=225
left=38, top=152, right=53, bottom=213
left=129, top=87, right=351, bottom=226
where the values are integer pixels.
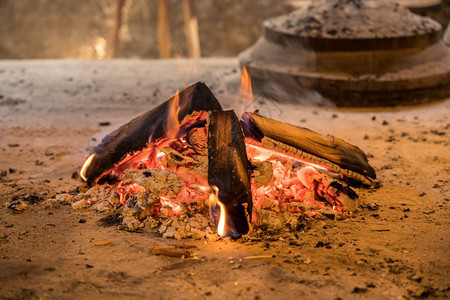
left=108, top=0, right=127, bottom=58
left=94, top=241, right=111, bottom=246
left=244, top=255, right=274, bottom=260
left=183, top=0, right=201, bottom=58
left=152, top=246, right=193, bottom=258
left=158, top=0, right=171, bottom=58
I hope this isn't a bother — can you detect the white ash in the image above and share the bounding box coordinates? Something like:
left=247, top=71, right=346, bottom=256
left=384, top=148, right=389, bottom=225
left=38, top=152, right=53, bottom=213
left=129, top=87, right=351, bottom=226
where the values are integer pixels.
left=65, top=169, right=220, bottom=239
left=61, top=165, right=358, bottom=240
left=121, top=168, right=184, bottom=196
left=253, top=161, right=273, bottom=187
left=71, top=185, right=114, bottom=210
left=267, top=0, right=441, bottom=39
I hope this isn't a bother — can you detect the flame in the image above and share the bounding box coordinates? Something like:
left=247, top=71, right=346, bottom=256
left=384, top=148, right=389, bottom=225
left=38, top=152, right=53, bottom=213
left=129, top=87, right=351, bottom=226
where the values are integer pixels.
left=80, top=154, right=95, bottom=181
left=240, top=66, right=254, bottom=111
left=208, top=186, right=227, bottom=237
left=166, top=90, right=180, bottom=139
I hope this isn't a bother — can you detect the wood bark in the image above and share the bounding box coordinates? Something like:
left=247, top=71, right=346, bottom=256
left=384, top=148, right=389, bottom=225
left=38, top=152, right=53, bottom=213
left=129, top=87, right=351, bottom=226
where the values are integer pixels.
left=208, top=110, right=252, bottom=235
left=241, top=112, right=376, bottom=185
left=85, top=82, right=222, bottom=185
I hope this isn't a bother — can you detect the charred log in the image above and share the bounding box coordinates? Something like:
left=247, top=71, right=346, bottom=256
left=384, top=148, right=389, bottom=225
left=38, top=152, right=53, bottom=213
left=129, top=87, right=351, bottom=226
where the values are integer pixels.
left=208, top=110, right=252, bottom=235
left=84, top=82, right=222, bottom=185
left=241, top=112, right=376, bottom=185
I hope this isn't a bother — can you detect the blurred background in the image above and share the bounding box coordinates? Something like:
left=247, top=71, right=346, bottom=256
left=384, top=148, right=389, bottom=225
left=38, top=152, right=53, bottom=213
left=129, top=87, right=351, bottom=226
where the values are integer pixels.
left=0, top=0, right=448, bottom=60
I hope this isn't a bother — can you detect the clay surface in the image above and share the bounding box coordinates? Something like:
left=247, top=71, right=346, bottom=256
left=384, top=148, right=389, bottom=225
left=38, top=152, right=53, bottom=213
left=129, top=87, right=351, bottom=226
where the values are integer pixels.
left=0, top=59, right=449, bottom=299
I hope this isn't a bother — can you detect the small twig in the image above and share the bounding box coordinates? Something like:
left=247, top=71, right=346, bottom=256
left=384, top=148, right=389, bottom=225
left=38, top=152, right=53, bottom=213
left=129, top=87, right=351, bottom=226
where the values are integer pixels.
left=152, top=245, right=193, bottom=258
left=94, top=240, right=112, bottom=246
left=244, top=255, right=274, bottom=260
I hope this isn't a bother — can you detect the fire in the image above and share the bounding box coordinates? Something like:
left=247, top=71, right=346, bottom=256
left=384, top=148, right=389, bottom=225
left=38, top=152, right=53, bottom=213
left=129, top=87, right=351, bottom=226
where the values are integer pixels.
left=208, top=186, right=227, bottom=237
left=240, top=67, right=254, bottom=111
left=79, top=102, right=355, bottom=238
left=166, top=90, right=180, bottom=139
left=80, top=153, right=95, bottom=181
left=117, top=182, right=146, bottom=204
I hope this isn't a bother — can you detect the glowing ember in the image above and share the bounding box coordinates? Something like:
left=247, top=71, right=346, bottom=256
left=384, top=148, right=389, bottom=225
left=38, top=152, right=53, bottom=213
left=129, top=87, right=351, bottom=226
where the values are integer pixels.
left=160, top=196, right=183, bottom=216
left=246, top=140, right=330, bottom=172
left=117, top=182, right=146, bottom=205
left=246, top=141, right=354, bottom=215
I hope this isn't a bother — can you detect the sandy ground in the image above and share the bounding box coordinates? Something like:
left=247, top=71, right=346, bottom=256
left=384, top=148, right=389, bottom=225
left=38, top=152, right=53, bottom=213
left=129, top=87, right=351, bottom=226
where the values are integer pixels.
left=0, top=59, right=449, bottom=300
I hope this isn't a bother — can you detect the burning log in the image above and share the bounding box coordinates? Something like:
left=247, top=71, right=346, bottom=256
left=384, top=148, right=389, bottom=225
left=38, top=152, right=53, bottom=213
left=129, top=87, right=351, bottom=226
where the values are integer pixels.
left=74, top=82, right=380, bottom=239
left=207, top=110, right=252, bottom=235
left=83, top=82, right=222, bottom=185
left=241, top=112, right=376, bottom=185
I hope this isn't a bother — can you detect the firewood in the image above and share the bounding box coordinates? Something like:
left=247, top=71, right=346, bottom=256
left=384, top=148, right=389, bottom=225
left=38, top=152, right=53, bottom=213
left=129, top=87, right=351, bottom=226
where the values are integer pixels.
left=241, top=112, right=376, bottom=185
left=84, top=82, right=222, bottom=185
left=207, top=110, right=252, bottom=235
left=244, top=255, right=274, bottom=260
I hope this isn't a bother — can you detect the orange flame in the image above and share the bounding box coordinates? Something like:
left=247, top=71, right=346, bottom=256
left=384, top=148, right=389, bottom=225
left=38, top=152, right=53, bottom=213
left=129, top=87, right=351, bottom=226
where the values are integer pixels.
left=240, top=66, right=254, bottom=111
left=166, top=90, right=180, bottom=139
left=208, top=186, right=227, bottom=237
left=80, top=153, right=95, bottom=181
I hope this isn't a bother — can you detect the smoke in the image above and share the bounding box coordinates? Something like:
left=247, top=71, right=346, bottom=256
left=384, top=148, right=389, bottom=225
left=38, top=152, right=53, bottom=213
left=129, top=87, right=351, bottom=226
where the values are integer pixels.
left=253, top=74, right=335, bottom=107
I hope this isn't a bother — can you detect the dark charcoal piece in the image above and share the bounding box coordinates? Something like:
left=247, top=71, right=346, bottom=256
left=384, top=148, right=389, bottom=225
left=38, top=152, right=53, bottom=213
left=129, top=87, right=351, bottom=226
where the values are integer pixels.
left=208, top=110, right=252, bottom=235
left=85, top=82, right=223, bottom=185
left=241, top=112, right=376, bottom=185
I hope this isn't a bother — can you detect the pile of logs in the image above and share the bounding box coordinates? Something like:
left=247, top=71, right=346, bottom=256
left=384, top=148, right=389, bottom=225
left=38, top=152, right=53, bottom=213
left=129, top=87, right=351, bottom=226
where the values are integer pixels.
left=83, top=82, right=376, bottom=235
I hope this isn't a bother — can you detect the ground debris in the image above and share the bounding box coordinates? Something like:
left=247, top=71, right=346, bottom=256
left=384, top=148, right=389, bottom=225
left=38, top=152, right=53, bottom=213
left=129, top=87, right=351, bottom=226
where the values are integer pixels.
left=352, top=287, right=368, bottom=293
left=93, top=241, right=111, bottom=246
left=7, top=198, right=27, bottom=213
left=7, top=194, right=44, bottom=212
left=409, top=286, right=437, bottom=298
left=152, top=244, right=196, bottom=258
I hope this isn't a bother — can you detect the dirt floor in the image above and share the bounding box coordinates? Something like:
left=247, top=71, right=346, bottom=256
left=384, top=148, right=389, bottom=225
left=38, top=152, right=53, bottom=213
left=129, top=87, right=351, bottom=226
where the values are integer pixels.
left=0, top=59, right=449, bottom=300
